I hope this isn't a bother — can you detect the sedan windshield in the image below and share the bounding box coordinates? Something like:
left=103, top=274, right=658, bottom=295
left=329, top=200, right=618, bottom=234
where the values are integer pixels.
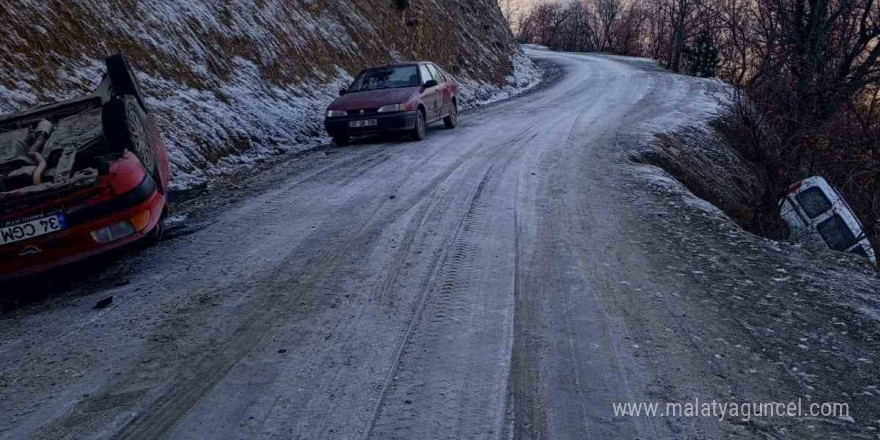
left=349, top=66, right=419, bottom=92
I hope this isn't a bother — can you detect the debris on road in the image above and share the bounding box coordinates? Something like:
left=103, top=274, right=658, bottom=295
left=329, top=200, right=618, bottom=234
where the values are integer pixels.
left=94, top=296, right=113, bottom=309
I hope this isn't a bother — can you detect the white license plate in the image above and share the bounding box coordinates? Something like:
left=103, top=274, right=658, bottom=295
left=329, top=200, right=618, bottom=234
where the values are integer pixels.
left=0, top=213, right=67, bottom=245
left=349, top=119, right=377, bottom=128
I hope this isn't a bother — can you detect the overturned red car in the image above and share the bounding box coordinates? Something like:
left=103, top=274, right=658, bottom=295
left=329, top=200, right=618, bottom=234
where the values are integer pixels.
left=0, top=54, right=171, bottom=281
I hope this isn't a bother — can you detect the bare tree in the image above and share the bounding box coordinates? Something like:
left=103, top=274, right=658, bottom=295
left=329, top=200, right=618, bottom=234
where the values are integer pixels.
left=597, top=0, right=621, bottom=51
left=518, top=2, right=569, bottom=48
left=656, top=0, right=714, bottom=72
left=513, top=0, right=880, bottom=247
left=715, top=0, right=754, bottom=85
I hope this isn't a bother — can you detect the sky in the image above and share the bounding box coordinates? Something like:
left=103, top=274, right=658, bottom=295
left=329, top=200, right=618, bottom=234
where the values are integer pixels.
left=501, top=0, right=540, bottom=30
left=506, top=0, right=543, bottom=18
left=510, top=0, right=538, bottom=9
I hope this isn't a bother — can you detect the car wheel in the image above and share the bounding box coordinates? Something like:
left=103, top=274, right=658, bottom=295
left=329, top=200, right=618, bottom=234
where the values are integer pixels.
left=144, top=218, right=165, bottom=245
left=103, top=95, right=158, bottom=179
left=333, top=136, right=350, bottom=147
left=444, top=103, right=458, bottom=129
left=412, top=110, right=426, bottom=141
left=142, top=208, right=167, bottom=247
left=106, top=54, right=148, bottom=111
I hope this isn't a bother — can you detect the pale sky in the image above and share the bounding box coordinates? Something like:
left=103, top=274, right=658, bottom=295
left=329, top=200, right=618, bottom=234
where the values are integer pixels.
left=501, top=0, right=537, bottom=17
left=506, top=0, right=542, bottom=17
left=502, top=0, right=541, bottom=28
left=512, top=0, right=539, bottom=9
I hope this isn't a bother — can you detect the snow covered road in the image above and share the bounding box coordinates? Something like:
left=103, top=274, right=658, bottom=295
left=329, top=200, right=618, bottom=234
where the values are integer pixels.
left=2, top=48, right=878, bottom=439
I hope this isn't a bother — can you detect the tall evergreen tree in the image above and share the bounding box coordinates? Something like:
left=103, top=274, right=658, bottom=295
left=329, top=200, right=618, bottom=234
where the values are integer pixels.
left=684, top=31, right=718, bottom=78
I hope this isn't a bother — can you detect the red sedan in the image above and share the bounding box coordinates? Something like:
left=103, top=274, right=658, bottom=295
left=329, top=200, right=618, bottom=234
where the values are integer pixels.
left=0, top=54, right=171, bottom=281
left=324, top=62, right=459, bottom=146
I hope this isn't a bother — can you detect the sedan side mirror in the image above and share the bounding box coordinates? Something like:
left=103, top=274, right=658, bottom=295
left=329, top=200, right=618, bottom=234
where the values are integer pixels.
left=423, top=79, right=439, bottom=89
left=339, top=89, right=347, bottom=96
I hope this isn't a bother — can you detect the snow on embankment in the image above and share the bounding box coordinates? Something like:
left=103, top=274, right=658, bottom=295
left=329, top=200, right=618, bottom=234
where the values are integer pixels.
left=621, top=64, right=880, bottom=436
left=627, top=57, right=880, bottom=322
left=628, top=71, right=766, bottom=226
left=0, top=0, right=539, bottom=188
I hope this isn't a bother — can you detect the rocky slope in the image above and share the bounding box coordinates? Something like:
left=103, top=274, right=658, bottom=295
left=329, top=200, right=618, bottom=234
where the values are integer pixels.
left=0, top=0, right=538, bottom=187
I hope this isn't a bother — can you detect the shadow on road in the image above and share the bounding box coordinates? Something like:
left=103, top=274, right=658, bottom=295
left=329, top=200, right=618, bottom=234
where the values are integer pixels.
left=0, top=246, right=138, bottom=313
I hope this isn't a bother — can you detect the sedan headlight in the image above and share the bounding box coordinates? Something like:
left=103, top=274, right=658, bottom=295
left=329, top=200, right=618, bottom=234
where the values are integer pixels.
left=327, top=109, right=347, bottom=117
left=378, top=104, right=405, bottom=113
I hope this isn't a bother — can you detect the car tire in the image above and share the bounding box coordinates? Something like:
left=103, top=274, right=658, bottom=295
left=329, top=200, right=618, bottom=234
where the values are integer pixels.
left=141, top=208, right=167, bottom=247
left=103, top=95, right=158, bottom=179
left=106, top=54, right=148, bottom=111
left=144, top=217, right=165, bottom=245
left=412, top=110, right=426, bottom=141
left=444, top=103, right=458, bottom=129
left=333, top=136, right=350, bottom=147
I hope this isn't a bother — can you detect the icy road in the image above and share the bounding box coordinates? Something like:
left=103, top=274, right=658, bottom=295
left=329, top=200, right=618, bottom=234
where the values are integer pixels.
left=3, top=48, right=878, bottom=440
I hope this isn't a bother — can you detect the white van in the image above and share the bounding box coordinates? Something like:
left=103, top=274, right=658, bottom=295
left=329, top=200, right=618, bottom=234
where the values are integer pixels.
left=779, top=176, right=877, bottom=265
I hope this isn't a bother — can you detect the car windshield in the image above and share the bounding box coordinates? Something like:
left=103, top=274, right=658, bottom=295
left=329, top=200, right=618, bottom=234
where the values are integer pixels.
left=349, top=66, right=419, bottom=92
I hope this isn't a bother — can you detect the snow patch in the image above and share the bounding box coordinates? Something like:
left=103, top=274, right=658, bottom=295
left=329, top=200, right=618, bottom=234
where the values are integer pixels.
left=457, top=52, right=542, bottom=110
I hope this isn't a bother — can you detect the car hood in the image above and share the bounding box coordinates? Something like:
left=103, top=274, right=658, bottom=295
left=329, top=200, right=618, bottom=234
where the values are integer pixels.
left=330, top=87, right=419, bottom=111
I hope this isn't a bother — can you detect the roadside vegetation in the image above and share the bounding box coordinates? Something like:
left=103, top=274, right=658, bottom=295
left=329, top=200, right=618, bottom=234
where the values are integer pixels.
left=507, top=0, right=880, bottom=254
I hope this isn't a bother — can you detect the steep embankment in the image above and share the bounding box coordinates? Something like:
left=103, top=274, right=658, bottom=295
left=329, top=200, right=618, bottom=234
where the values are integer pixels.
left=0, top=0, right=537, bottom=188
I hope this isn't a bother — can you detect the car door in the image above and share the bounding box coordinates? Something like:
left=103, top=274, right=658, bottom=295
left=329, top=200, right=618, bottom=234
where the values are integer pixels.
left=419, top=64, right=440, bottom=121
left=426, top=64, right=450, bottom=117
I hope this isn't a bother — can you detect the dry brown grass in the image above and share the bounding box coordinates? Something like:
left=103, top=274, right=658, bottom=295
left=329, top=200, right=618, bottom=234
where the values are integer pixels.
left=0, top=0, right=521, bottom=182
left=1, top=0, right=518, bottom=100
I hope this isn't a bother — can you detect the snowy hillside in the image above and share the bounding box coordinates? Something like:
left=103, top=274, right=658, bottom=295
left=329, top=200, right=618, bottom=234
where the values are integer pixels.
left=0, top=0, right=538, bottom=188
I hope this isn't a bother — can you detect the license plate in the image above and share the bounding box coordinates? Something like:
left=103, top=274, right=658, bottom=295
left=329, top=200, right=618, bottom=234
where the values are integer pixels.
left=0, top=213, right=67, bottom=245
left=349, top=119, right=377, bottom=128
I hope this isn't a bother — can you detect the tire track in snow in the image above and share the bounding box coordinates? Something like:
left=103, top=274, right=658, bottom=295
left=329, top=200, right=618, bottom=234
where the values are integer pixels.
left=102, top=128, right=531, bottom=440
left=363, top=129, right=532, bottom=440
left=360, top=162, right=499, bottom=440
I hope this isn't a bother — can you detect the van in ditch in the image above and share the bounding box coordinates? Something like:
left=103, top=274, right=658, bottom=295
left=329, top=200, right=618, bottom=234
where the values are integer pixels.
left=779, top=176, right=876, bottom=265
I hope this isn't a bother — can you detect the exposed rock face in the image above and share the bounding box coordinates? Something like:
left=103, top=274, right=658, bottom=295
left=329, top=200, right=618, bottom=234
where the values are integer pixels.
left=0, top=0, right=531, bottom=187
